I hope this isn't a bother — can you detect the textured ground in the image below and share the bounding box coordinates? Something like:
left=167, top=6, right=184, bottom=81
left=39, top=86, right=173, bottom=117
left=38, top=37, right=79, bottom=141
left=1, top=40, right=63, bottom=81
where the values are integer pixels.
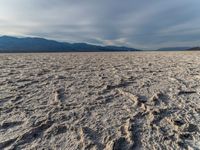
left=0, top=52, right=200, bottom=150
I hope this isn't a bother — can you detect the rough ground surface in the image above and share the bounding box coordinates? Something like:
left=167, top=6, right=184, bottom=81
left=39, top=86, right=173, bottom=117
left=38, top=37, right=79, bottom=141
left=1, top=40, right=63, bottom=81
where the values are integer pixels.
left=0, top=52, right=200, bottom=150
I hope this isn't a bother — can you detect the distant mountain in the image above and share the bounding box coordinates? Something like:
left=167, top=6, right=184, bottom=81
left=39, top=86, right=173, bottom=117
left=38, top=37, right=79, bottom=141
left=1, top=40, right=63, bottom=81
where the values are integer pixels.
left=187, top=47, right=200, bottom=51
left=157, top=47, right=192, bottom=51
left=0, top=36, right=140, bottom=52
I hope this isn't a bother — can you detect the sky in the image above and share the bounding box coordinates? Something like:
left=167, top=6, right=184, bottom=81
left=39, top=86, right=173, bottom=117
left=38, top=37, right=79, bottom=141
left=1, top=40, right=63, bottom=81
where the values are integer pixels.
left=0, top=0, right=200, bottom=49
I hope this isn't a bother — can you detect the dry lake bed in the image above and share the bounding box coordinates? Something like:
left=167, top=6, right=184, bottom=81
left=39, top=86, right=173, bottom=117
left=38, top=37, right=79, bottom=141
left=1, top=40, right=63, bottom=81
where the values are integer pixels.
left=0, top=52, right=200, bottom=150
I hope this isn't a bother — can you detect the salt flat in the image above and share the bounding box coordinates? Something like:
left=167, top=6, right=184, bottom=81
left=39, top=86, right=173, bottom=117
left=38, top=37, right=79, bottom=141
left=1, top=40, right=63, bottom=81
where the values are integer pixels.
left=0, top=52, right=200, bottom=149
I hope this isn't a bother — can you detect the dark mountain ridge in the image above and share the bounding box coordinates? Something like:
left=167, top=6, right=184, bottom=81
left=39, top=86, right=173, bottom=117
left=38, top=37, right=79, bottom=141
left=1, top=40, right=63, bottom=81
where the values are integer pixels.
left=0, top=36, right=140, bottom=52
left=188, top=47, right=200, bottom=51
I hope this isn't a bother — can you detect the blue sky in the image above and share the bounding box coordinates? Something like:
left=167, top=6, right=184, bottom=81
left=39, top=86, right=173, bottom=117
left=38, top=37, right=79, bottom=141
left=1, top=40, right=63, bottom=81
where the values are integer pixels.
left=0, top=0, right=200, bottom=49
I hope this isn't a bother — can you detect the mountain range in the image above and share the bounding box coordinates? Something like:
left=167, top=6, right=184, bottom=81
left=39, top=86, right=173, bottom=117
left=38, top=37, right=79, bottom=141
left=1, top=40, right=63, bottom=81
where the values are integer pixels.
left=0, top=36, right=199, bottom=52
left=0, top=36, right=140, bottom=52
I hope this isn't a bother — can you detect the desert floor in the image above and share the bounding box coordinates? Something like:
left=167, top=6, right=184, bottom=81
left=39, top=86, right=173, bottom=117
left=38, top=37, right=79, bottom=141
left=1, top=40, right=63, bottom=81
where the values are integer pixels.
left=0, top=52, right=200, bottom=150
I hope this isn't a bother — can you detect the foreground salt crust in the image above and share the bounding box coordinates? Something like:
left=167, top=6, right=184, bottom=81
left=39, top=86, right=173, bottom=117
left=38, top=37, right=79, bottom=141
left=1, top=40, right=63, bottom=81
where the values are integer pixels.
left=0, top=52, right=200, bottom=149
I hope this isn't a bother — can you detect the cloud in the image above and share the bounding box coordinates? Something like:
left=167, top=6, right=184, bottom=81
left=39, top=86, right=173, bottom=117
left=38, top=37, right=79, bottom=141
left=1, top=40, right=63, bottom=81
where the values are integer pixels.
left=0, top=0, right=200, bottom=49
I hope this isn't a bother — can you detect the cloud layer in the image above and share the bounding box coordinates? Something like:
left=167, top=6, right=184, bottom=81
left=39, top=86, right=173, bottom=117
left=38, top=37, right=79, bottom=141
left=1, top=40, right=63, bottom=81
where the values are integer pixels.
left=0, top=0, right=200, bottom=49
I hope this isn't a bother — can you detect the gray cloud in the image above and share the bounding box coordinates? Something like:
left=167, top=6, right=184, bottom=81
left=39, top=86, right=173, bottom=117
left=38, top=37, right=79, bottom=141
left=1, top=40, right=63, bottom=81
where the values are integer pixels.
left=0, top=0, right=200, bottom=49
